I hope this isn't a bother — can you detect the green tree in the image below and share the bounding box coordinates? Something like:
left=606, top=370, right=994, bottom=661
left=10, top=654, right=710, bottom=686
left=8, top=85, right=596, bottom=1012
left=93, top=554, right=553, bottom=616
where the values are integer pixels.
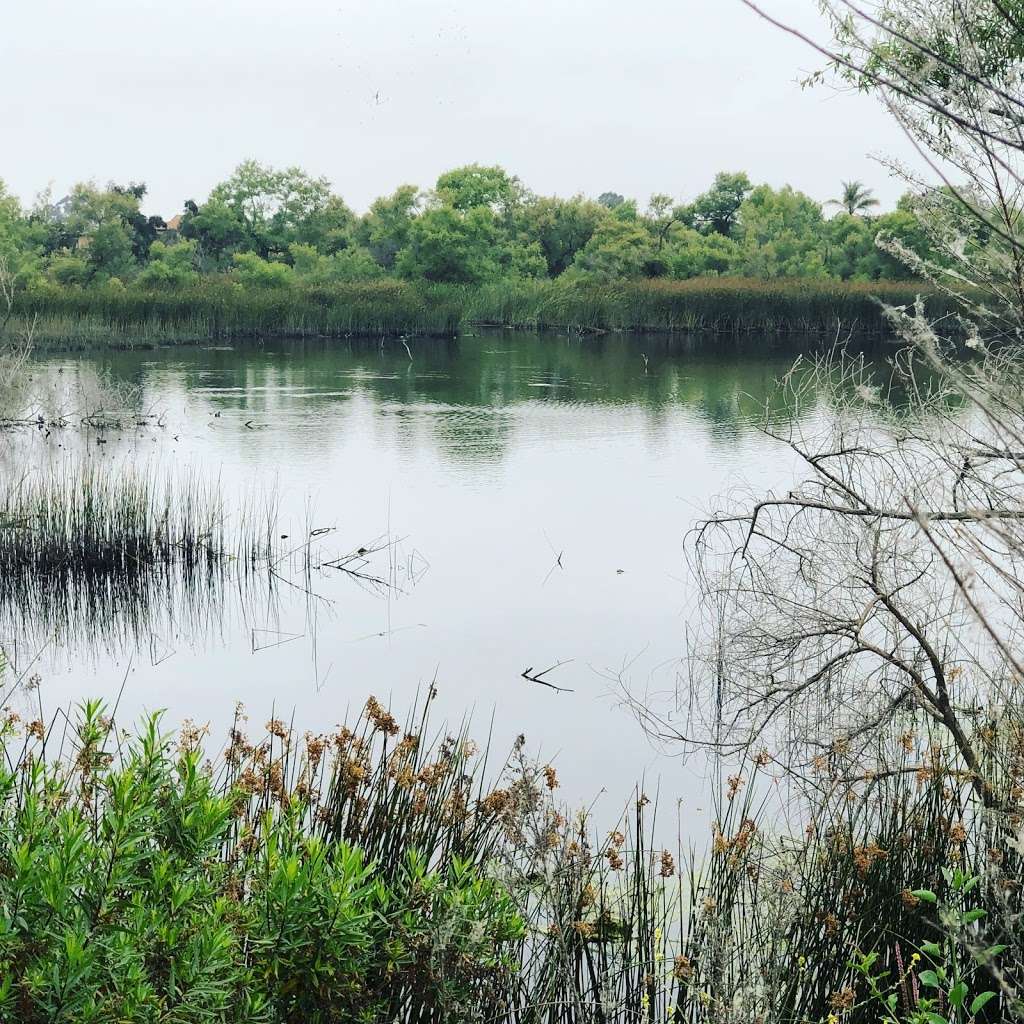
left=180, top=198, right=247, bottom=269
left=86, top=220, right=136, bottom=281
left=209, top=160, right=335, bottom=257
left=827, top=180, right=880, bottom=217
left=358, top=185, right=421, bottom=269
left=516, top=195, right=607, bottom=276
left=822, top=212, right=874, bottom=279
left=394, top=206, right=499, bottom=283
left=135, top=240, right=200, bottom=288
left=0, top=181, right=42, bottom=285
left=109, top=182, right=165, bottom=261
left=663, top=227, right=740, bottom=278
left=47, top=252, right=92, bottom=286
left=232, top=251, right=295, bottom=288
left=642, top=194, right=691, bottom=274
left=863, top=208, right=933, bottom=279
left=61, top=183, right=149, bottom=256
left=288, top=242, right=382, bottom=283
left=50, top=182, right=157, bottom=280
left=735, top=185, right=828, bottom=278
left=569, top=217, right=653, bottom=279
left=690, top=172, right=754, bottom=236
left=435, top=164, right=522, bottom=216
left=597, top=192, right=626, bottom=209
left=500, top=239, right=547, bottom=279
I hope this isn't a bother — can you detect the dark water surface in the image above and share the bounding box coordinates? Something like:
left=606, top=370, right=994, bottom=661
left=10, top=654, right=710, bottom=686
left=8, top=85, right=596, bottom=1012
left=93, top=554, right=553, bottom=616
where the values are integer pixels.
left=8, top=331, right=842, bottom=830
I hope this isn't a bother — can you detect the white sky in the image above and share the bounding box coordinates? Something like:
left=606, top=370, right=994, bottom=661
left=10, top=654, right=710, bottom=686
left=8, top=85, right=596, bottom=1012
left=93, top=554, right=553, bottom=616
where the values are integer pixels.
left=1, top=0, right=923, bottom=217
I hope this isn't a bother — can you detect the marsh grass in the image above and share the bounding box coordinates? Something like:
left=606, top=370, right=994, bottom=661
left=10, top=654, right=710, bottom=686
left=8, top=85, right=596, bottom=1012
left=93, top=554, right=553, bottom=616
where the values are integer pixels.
left=12, top=278, right=952, bottom=351
left=15, top=280, right=465, bottom=350
left=466, top=278, right=951, bottom=336
left=0, top=465, right=238, bottom=574
left=486, top=727, right=1017, bottom=1023
left=0, top=463, right=284, bottom=661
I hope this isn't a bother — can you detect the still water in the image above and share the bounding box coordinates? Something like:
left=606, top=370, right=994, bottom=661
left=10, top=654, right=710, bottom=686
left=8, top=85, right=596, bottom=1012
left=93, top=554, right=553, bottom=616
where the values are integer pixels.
left=7, top=331, right=843, bottom=830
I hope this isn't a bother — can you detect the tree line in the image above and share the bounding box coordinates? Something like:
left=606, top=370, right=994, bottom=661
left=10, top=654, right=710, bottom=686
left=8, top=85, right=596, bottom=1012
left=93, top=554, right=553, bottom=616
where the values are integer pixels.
left=0, top=164, right=939, bottom=293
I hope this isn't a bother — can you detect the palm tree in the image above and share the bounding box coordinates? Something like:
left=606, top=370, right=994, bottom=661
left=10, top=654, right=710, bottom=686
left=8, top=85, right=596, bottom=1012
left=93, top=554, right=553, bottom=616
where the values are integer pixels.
left=827, top=180, right=880, bottom=216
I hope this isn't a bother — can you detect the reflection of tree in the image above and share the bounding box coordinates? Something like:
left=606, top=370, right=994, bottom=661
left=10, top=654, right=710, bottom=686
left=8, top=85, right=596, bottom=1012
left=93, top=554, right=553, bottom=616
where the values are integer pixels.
left=31, top=333, right=899, bottom=464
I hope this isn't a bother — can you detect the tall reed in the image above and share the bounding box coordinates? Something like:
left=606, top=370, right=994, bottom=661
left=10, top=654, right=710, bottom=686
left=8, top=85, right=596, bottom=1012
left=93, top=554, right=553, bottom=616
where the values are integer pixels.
left=12, top=278, right=954, bottom=351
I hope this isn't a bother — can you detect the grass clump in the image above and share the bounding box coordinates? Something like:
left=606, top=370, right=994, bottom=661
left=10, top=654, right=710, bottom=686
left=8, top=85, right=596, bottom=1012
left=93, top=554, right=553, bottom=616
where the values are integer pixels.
left=0, top=463, right=296, bottom=660
left=0, top=465, right=242, bottom=578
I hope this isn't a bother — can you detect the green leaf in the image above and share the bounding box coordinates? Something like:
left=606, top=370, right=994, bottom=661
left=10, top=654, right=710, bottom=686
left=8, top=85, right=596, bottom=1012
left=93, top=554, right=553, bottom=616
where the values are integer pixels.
left=971, top=991, right=997, bottom=1014
left=921, top=942, right=943, bottom=957
left=963, top=909, right=987, bottom=924
left=913, top=889, right=938, bottom=903
left=924, top=1014, right=948, bottom=1024
left=948, top=982, right=967, bottom=1007
left=920, top=970, right=941, bottom=988
left=983, top=944, right=1008, bottom=959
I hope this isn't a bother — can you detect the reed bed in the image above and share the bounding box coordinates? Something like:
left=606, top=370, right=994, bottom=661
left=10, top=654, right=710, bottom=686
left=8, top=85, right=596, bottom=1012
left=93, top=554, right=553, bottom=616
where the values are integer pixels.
left=0, top=463, right=266, bottom=578
left=466, top=277, right=953, bottom=336
left=0, top=463, right=282, bottom=660
left=12, top=278, right=949, bottom=351
left=0, top=690, right=1016, bottom=1023
left=15, top=280, right=464, bottom=349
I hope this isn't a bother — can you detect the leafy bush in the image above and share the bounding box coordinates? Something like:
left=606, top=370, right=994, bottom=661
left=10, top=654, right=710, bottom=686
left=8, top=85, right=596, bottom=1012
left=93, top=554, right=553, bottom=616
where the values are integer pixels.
left=0, top=701, right=524, bottom=1023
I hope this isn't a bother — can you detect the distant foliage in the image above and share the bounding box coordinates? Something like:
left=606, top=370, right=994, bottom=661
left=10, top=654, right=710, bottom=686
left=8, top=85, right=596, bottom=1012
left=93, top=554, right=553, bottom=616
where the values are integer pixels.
left=0, top=162, right=939, bottom=302
left=0, top=161, right=953, bottom=348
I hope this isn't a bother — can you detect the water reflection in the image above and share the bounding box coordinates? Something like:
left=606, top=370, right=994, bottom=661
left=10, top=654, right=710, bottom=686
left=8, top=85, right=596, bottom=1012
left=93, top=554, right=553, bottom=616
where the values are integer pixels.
left=57, top=332, right=844, bottom=452
left=7, top=331, right=898, bottom=835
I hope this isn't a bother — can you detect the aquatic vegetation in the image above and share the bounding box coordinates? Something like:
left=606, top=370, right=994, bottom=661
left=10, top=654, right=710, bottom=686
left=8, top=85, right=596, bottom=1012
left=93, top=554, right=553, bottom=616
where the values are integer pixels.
left=0, top=463, right=258, bottom=579
left=13, top=279, right=465, bottom=349
left=0, top=462, right=417, bottom=661
left=466, top=276, right=954, bottom=336
left=8, top=277, right=954, bottom=350
left=0, top=697, right=524, bottom=1023
left=0, top=691, right=1016, bottom=1023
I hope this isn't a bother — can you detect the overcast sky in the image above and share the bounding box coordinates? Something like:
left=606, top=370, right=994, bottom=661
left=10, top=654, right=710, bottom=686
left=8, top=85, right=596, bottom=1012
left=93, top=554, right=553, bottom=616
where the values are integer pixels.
left=1, top=0, right=923, bottom=217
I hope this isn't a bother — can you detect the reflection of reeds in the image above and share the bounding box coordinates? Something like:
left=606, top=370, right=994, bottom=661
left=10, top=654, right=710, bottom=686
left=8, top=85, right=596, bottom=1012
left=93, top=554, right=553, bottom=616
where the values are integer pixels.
left=0, top=464, right=422, bottom=663
left=0, top=465, right=279, bottom=659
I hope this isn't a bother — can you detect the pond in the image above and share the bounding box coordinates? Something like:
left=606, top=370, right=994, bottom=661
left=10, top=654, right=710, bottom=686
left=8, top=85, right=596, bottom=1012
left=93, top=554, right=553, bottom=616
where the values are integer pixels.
left=4, top=331, right=857, bottom=833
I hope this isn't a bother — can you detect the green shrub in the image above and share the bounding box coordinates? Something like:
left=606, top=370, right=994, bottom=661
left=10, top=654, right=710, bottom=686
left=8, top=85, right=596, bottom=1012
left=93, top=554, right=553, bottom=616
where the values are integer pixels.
left=0, top=701, right=524, bottom=1023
